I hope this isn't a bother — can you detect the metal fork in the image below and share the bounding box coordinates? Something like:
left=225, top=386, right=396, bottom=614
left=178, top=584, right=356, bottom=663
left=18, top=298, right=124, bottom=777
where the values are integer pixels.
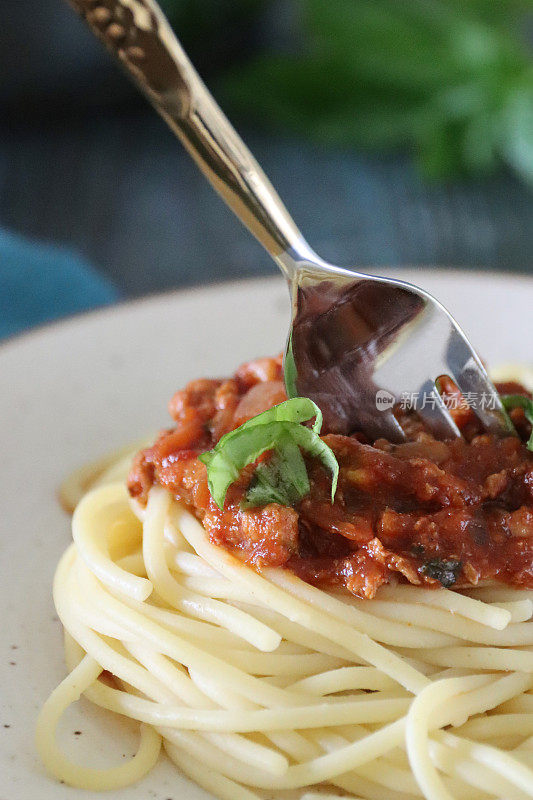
left=68, top=0, right=511, bottom=441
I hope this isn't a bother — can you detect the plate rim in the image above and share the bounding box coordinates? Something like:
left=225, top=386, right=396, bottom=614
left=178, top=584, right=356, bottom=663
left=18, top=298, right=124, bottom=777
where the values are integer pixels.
left=3, top=268, right=533, bottom=355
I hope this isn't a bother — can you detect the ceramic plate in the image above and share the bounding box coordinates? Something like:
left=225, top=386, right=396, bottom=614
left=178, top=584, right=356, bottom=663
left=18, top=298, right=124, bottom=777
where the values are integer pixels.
left=2, top=270, right=532, bottom=799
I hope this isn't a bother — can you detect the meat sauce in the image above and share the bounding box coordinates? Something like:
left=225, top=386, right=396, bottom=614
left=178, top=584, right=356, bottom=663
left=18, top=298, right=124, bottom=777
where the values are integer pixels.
left=128, top=357, right=533, bottom=598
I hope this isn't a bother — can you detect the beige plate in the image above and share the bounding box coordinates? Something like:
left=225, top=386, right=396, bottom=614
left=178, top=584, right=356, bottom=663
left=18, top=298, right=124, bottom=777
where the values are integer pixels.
left=1, top=270, right=532, bottom=799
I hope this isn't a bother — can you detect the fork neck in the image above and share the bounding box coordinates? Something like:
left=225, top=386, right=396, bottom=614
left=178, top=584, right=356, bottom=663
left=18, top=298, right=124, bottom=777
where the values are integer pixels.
left=276, top=242, right=328, bottom=282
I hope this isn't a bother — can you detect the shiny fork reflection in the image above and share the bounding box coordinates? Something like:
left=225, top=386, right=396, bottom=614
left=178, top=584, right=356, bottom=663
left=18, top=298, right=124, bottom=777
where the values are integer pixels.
left=288, top=269, right=511, bottom=441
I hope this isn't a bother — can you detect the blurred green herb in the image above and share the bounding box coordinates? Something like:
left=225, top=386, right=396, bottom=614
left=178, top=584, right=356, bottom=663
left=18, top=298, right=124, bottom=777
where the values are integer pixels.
left=214, top=0, right=533, bottom=184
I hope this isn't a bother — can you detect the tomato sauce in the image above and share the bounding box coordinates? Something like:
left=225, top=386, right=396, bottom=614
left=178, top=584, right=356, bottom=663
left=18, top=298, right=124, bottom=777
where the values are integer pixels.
left=128, top=357, right=533, bottom=598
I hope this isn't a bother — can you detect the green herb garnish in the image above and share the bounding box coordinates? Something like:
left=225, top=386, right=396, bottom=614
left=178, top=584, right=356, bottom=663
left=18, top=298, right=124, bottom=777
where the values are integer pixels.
left=283, top=332, right=298, bottom=400
left=501, top=394, right=533, bottom=451
left=198, top=397, right=338, bottom=510
left=419, top=558, right=462, bottom=588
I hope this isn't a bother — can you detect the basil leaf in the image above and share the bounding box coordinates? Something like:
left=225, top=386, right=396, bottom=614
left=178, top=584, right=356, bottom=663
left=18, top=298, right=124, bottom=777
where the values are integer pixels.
left=198, top=397, right=337, bottom=509
left=245, top=437, right=310, bottom=508
left=284, top=331, right=298, bottom=400
left=501, top=394, right=533, bottom=451
left=198, top=421, right=288, bottom=509
left=235, top=395, right=323, bottom=434
left=288, top=424, right=339, bottom=498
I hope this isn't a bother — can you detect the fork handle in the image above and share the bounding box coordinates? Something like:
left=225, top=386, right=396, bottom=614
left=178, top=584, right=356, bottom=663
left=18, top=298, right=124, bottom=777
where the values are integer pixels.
left=67, top=0, right=317, bottom=276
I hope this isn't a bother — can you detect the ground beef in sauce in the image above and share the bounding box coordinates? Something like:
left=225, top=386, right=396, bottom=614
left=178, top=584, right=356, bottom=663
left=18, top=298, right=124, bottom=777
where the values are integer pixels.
left=128, top=356, right=533, bottom=598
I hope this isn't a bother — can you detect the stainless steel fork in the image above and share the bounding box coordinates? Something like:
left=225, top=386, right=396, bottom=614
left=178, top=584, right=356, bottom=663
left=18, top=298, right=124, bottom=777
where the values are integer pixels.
left=68, top=0, right=512, bottom=441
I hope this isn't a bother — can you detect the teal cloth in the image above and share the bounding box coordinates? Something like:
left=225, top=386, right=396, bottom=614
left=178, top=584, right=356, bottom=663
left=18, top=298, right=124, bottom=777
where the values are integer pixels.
left=0, top=228, right=119, bottom=339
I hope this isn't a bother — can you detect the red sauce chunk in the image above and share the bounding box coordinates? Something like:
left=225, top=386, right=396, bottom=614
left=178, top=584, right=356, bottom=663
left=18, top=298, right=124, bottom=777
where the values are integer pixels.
left=128, top=356, right=533, bottom=598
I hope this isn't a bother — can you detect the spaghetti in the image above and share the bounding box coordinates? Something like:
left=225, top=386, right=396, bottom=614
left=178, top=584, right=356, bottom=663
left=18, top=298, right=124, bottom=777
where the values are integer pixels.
left=37, top=361, right=533, bottom=800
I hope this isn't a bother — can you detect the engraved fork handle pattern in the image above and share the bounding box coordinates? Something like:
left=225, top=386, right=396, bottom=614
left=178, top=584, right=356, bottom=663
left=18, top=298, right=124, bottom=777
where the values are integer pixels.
left=68, top=0, right=314, bottom=273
